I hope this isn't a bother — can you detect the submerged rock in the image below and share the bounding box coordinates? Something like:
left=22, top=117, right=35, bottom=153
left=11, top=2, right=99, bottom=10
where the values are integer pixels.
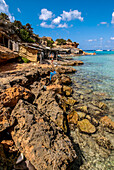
left=67, top=111, right=79, bottom=125
left=11, top=100, right=77, bottom=170
left=77, top=119, right=96, bottom=134
left=96, top=136, right=113, bottom=150
left=63, top=85, right=73, bottom=96
left=100, top=116, right=114, bottom=130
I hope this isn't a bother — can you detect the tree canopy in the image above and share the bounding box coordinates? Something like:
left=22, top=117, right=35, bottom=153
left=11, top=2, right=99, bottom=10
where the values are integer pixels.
left=56, top=39, right=66, bottom=45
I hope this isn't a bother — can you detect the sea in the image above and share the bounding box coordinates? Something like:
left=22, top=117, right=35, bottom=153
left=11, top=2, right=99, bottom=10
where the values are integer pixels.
left=71, top=51, right=114, bottom=116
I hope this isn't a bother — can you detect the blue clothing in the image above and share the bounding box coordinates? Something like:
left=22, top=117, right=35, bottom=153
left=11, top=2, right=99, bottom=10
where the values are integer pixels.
left=50, top=71, right=57, bottom=81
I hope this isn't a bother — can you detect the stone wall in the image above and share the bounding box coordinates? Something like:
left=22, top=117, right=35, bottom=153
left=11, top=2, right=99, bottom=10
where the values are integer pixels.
left=19, top=45, right=38, bottom=62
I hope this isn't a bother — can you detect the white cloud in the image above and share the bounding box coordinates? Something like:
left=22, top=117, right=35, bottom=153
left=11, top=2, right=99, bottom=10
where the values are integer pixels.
left=110, top=37, right=114, bottom=40
left=0, top=0, right=15, bottom=22
left=88, top=39, right=97, bottom=42
left=17, top=8, right=21, bottom=13
left=100, top=22, right=107, bottom=24
left=61, top=9, right=83, bottom=21
left=100, top=37, right=103, bottom=40
left=39, top=8, right=53, bottom=20
left=111, top=12, right=114, bottom=24
left=52, top=16, right=61, bottom=24
left=58, top=23, right=68, bottom=28
left=40, top=22, right=54, bottom=28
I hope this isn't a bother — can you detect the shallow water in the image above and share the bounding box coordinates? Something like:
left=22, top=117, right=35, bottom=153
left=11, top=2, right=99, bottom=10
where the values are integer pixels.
left=69, top=51, right=114, bottom=169
left=71, top=51, right=114, bottom=113
left=73, top=51, right=114, bottom=96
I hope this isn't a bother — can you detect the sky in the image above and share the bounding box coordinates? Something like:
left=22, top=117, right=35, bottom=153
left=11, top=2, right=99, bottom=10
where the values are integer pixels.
left=0, top=0, right=114, bottom=50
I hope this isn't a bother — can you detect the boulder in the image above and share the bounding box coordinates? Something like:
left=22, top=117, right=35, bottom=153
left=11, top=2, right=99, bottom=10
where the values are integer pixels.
left=46, top=84, right=62, bottom=94
left=36, top=91, right=64, bottom=130
left=76, top=105, right=88, bottom=113
left=0, top=144, right=7, bottom=169
left=11, top=100, right=77, bottom=170
left=77, top=111, right=86, bottom=120
left=55, top=66, right=76, bottom=74
left=100, top=116, right=114, bottom=130
left=60, top=60, right=84, bottom=66
left=63, top=86, right=73, bottom=96
left=65, top=98, right=78, bottom=106
left=67, top=111, right=78, bottom=125
left=0, top=86, right=35, bottom=107
left=98, top=102, right=108, bottom=110
left=60, top=74, right=72, bottom=85
left=77, top=119, right=96, bottom=134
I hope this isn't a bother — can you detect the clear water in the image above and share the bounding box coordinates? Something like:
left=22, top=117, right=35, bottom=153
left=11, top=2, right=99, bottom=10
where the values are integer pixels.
left=72, top=51, right=114, bottom=100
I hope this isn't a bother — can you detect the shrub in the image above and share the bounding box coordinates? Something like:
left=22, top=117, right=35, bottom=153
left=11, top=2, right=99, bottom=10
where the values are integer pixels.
left=56, top=39, right=66, bottom=45
left=47, top=40, right=54, bottom=48
left=21, top=57, right=30, bottom=63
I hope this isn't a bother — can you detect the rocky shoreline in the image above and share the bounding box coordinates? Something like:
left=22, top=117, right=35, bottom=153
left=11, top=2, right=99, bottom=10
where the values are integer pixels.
left=0, top=60, right=114, bottom=169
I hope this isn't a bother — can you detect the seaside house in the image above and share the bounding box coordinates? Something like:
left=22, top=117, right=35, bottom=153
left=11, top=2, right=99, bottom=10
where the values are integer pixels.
left=0, top=20, right=20, bottom=52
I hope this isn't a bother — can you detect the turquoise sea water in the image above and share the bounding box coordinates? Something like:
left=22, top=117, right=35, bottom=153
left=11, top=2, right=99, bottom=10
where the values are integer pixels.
left=72, top=51, right=114, bottom=100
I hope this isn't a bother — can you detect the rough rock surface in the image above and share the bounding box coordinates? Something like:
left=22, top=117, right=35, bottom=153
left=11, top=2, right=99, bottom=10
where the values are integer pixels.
left=0, top=45, right=19, bottom=63
left=77, top=119, right=96, bottom=134
left=0, top=85, right=35, bottom=107
left=63, top=85, right=73, bottom=96
left=67, top=111, right=79, bottom=125
left=100, top=116, right=114, bottom=130
left=11, top=100, right=77, bottom=170
left=58, top=60, right=84, bottom=66
left=36, top=91, right=64, bottom=130
left=0, top=107, right=14, bottom=132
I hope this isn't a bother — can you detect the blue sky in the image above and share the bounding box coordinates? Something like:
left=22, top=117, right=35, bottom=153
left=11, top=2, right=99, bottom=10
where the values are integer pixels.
left=0, top=0, right=114, bottom=50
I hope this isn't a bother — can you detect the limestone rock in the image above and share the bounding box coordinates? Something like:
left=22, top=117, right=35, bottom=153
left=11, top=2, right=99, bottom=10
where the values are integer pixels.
left=77, top=119, right=96, bottom=134
left=0, top=107, right=14, bottom=132
left=36, top=91, right=64, bottom=130
left=60, top=74, right=72, bottom=85
left=67, top=111, right=78, bottom=125
left=59, top=60, right=84, bottom=66
left=66, top=98, right=78, bottom=106
left=55, top=66, right=76, bottom=74
left=63, top=85, right=73, bottom=96
left=99, top=102, right=108, bottom=110
left=100, top=116, right=114, bottom=130
left=1, top=140, right=14, bottom=152
left=0, top=86, right=35, bottom=107
left=11, top=100, right=77, bottom=170
left=0, top=45, right=18, bottom=63
left=76, top=105, right=88, bottom=113
left=77, top=111, right=86, bottom=120
left=46, top=84, right=62, bottom=94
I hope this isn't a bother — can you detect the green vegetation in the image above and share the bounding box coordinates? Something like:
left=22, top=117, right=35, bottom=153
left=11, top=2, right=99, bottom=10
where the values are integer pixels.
left=56, top=39, right=66, bottom=45
left=21, top=57, right=30, bottom=63
left=47, top=40, right=54, bottom=48
left=0, top=12, right=9, bottom=21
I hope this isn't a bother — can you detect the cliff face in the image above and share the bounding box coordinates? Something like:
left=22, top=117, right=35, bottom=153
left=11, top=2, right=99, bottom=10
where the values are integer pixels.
left=0, top=45, right=18, bottom=63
